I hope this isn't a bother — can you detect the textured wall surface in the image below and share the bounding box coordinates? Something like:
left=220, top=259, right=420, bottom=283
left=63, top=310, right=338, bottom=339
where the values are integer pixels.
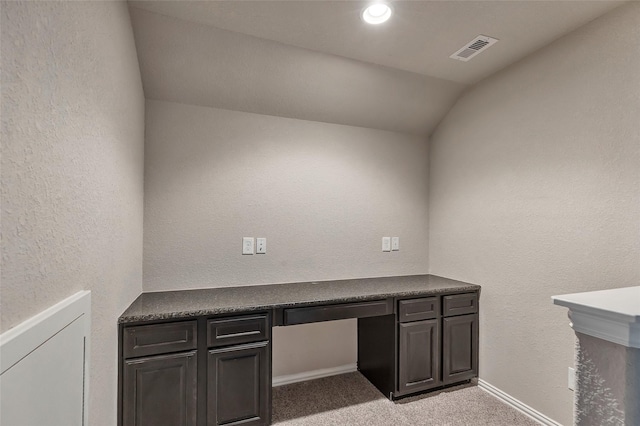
left=428, top=3, right=640, bottom=425
left=575, top=333, right=639, bottom=425
left=1, top=2, right=145, bottom=425
left=129, top=7, right=465, bottom=137
left=272, top=319, right=357, bottom=378
left=144, top=99, right=429, bottom=373
left=144, top=100, right=430, bottom=291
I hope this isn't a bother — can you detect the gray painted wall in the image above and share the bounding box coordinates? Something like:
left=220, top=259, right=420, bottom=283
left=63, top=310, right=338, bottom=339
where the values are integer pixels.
left=1, top=2, right=145, bottom=424
left=428, top=3, right=640, bottom=425
left=143, top=99, right=430, bottom=374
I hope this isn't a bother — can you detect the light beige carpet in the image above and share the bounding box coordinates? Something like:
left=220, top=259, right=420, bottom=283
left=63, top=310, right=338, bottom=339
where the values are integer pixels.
left=272, top=372, right=539, bottom=425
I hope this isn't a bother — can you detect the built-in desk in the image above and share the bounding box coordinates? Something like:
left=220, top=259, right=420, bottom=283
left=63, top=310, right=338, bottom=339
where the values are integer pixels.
left=118, top=275, right=480, bottom=426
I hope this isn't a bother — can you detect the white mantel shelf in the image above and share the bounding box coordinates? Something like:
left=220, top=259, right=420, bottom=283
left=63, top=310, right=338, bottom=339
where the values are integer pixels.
left=552, top=286, right=640, bottom=349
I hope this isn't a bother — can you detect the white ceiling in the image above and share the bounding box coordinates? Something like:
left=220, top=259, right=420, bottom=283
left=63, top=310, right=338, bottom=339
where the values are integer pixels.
left=129, top=7, right=465, bottom=136
left=130, top=0, right=623, bottom=85
left=128, top=1, right=624, bottom=136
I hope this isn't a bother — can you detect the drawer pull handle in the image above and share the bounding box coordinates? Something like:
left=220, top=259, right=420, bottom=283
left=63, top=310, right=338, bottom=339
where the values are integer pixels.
left=216, top=330, right=261, bottom=339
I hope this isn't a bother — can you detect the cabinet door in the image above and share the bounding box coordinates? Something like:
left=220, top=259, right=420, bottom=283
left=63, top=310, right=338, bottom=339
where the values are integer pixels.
left=442, top=314, right=478, bottom=384
left=208, top=341, right=270, bottom=426
left=398, top=319, right=440, bottom=394
left=123, top=351, right=197, bottom=426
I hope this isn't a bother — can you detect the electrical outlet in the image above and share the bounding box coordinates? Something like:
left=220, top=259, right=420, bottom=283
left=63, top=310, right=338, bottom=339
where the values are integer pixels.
left=242, top=237, right=254, bottom=255
left=382, top=237, right=391, bottom=252
left=256, top=238, right=267, bottom=254
left=391, top=237, right=399, bottom=251
left=568, top=367, right=575, bottom=391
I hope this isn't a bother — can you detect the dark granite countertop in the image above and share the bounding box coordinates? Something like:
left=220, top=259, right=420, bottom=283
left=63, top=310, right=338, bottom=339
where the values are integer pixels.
left=119, top=274, right=480, bottom=324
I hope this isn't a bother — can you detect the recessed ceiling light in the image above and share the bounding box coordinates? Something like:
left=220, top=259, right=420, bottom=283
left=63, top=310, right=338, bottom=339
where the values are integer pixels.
left=362, top=3, right=392, bottom=25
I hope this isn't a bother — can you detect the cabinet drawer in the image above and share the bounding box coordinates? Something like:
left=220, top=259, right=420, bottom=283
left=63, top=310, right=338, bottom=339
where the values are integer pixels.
left=207, top=314, right=269, bottom=348
left=398, top=297, right=440, bottom=322
left=283, top=299, right=393, bottom=325
left=443, top=293, right=478, bottom=317
left=123, top=321, right=197, bottom=358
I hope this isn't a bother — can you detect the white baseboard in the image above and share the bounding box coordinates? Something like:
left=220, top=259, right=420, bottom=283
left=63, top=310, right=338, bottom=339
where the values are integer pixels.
left=478, top=379, right=563, bottom=426
left=273, top=363, right=358, bottom=387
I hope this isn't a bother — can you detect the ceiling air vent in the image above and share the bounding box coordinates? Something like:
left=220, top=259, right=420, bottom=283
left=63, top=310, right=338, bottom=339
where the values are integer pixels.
left=450, top=35, right=498, bottom=62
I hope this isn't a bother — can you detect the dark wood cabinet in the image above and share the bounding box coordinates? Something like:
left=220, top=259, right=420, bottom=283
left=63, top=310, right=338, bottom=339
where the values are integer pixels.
left=208, top=315, right=269, bottom=348
left=207, top=341, right=270, bottom=426
left=123, top=321, right=197, bottom=358
left=358, top=291, right=479, bottom=400
left=443, top=293, right=478, bottom=317
left=123, top=351, right=197, bottom=426
left=119, top=283, right=479, bottom=425
left=120, top=314, right=271, bottom=426
left=398, top=319, right=440, bottom=393
left=442, top=313, right=478, bottom=384
left=283, top=299, right=393, bottom=325
left=357, top=314, right=396, bottom=399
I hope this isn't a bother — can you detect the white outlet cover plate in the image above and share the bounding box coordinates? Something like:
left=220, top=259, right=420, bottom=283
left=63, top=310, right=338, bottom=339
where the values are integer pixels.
left=382, top=237, right=391, bottom=252
left=391, top=237, right=399, bottom=251
left=256, top=238, right=267, bottom=254
left=242, top=237, right=254, bottom=255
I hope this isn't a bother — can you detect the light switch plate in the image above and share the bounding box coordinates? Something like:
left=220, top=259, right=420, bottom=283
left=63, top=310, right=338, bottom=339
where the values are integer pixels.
left=382, top=237, right=391, bottom=252
left=256, top=238, right=267, bottom=254
left=242, top=237, right=254, bottom=255
left=391, top=237, right=399, bottom=251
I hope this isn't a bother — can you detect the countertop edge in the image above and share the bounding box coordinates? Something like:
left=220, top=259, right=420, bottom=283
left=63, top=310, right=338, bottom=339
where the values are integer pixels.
left=119, top=275, right=481, bottom=325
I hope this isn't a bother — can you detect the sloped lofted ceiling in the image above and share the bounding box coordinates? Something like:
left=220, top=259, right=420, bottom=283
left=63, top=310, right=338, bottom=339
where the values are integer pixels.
left=128, top=1, right=623, bottom=136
